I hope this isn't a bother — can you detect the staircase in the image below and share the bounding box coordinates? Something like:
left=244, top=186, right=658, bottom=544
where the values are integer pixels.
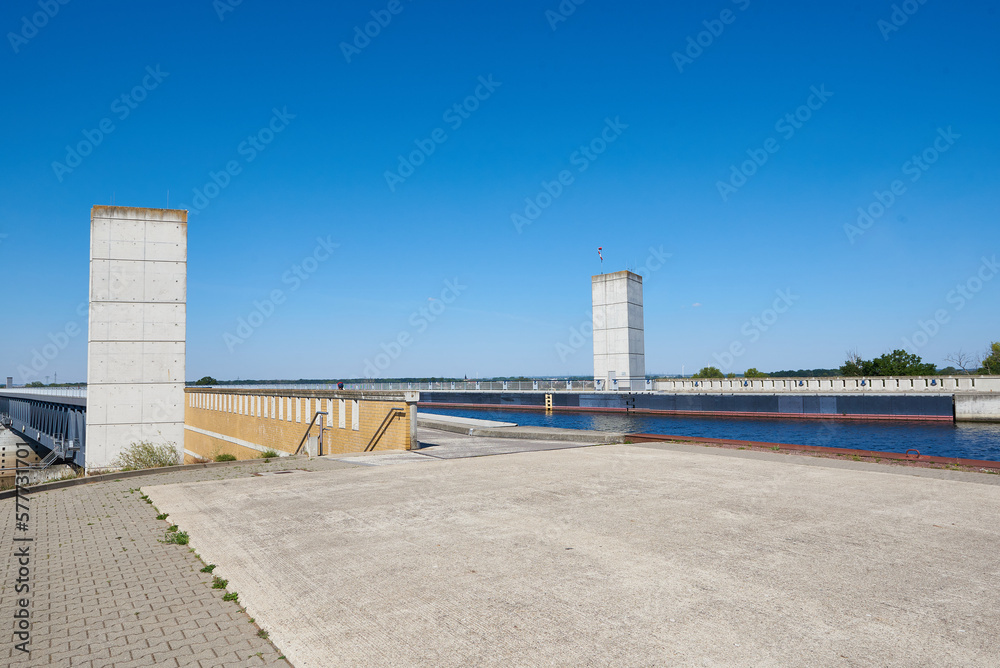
left=29, top=437, right=76, bottom=470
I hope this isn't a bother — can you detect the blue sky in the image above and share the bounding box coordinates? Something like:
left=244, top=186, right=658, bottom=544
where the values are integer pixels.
left=2, top=0, right=998, bottom=382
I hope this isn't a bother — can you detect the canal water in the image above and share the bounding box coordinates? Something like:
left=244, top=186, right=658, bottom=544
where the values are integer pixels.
left=420, top=407, right=1000, bottom=461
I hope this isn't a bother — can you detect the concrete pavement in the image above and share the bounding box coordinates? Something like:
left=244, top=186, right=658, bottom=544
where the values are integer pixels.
left=416, top=412, right=625, bottom=443
left=0, top=455, right=361, bottom=667
left=145, top=442, right=1000, bottom=667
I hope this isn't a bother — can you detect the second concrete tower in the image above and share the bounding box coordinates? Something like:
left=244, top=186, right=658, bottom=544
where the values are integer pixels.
left=592, top=270, right=644, bottom=390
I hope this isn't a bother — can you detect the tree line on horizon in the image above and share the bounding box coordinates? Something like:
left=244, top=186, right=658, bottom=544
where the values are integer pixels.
left=690, top=340, right=1000, bottom=380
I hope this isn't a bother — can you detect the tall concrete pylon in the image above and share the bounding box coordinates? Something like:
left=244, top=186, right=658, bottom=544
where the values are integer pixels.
left=86, top=206, right=187, bottom=470
left=592, top=270, right=644, bottom=390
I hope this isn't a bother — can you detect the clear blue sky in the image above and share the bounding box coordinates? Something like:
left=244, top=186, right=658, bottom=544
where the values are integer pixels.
left=2, top=0, right=998, bottom=382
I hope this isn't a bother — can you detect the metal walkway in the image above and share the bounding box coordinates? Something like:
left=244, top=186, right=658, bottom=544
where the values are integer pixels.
left=0, top=389, right=86, bottom=468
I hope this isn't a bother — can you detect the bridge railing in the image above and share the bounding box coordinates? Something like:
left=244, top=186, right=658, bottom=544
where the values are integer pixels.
left=652, top=375, right=1000, bottom=393
left=210, top=380, right=601, bottom=392
left=0, top=387, right=87, bottom=398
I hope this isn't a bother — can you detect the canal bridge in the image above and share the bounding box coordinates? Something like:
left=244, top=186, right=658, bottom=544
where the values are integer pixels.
left=0, top=388, right=87, bottom=468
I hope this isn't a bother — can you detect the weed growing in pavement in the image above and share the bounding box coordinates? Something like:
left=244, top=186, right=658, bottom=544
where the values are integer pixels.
left=201, top=564, right=217, bottom=573
left=214, top=453, right=237, bottom=462
left=212, top=576, right=228, bottom=589
left=223, top=591, right=239, bottom=602
left=257, top=629, right=269, bottom=639
left=161, top=530, right=189, bottom=545
left=156, top=513, right=169, bottom=520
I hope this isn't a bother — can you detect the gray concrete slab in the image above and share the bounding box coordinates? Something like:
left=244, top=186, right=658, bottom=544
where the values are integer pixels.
left=417, top=412, right=518, bottom=428
left=331, top=452, right=433, bottom=467
left=417, top=412, right=624, bottom=443
left=416, top=426, right=600, bottom=459
left=145, top=444, right=1000, bottom=667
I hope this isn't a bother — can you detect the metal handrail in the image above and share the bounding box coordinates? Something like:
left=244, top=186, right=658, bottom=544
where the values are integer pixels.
left=365, top=408, right=405, bottom=452
left=294, top=411, right=327, bottom=456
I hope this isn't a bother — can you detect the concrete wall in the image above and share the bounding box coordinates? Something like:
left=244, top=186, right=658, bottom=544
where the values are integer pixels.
left=955, top=393, right=1000, bottom=422
left=654, top=376, right=1000, bottom=394
left=86, top=206, right=187, bottom=471
left=593, top=271, right=644, bottom=390
left=183, top=389, right=418, bottom=462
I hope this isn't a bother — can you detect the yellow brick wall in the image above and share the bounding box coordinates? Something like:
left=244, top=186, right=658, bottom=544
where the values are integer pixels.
left=183, top=389, right=413, bottom=463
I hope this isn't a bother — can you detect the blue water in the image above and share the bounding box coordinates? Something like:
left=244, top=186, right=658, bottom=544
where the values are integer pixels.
left=421, top=408, right=1000, bottom=462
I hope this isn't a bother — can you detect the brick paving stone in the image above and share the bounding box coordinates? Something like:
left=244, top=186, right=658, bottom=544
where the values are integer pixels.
left=1, top=457, right=348, bottom=666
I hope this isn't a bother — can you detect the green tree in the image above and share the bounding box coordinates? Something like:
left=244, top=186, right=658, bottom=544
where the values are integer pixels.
left=839, top=349, right=867, bottom=377
left=194, top=376, right=218, bottom=386
left=981, top=342, right=1000, bottom=375
left=840, top=349, right=935, bottom=376
left=870, top=349, right=936, bottom=376
left=693, top=366, right=725, bottom=379
left=726, top=372, right=736, bottom=378
left=744, top=368, right=768, bottom=378
left=26, top=381, right=44, bottom=387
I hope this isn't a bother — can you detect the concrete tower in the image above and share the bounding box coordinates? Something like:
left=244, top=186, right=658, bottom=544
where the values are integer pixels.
left=86, top=206, right=187, bottom=470
left=592, top=270, right=644, bottom=390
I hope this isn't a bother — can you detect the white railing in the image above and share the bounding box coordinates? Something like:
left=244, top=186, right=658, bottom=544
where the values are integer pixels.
left=204, top=380, right=600, bottom=392
left=0, top=387, right=88, bottom=398
left=653, top=376, right=1000, bottom=393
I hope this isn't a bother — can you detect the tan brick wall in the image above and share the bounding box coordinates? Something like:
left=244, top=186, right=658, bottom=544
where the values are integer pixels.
left=183, top=389, right=414, bottom=463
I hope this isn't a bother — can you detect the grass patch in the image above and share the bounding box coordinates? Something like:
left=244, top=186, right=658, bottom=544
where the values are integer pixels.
left=156, top=513, right=169, bottom=520
left=260, top=449, right=279, bottom=460
left=214, top=454, right=238, bottom=462
left=223, top=591, right=239, bottom=602
left=212, top=576, right=228, bottom=589
left=114, top=441, right=180, bottom=471
left=200, top=564, right=217, bottom=573
left=161, top=530, right=189, bottom=545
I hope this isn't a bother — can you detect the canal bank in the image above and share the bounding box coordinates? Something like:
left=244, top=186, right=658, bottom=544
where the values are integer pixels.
left=418, top=407, right=1000, bottom=462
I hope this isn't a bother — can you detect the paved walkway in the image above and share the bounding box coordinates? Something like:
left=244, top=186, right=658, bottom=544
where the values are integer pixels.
left=0, top=456, right=360, bottom=667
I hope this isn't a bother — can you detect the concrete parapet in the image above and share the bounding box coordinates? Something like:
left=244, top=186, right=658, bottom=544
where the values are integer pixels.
left=654, top=376, right=1000, bottom=394
left=183, top=388, right=418, bottom=462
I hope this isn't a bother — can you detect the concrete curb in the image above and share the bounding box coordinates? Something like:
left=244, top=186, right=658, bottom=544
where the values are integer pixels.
left=418, top=418, right=476, bottom=436
left=0, top=455, right=309, bottom=500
